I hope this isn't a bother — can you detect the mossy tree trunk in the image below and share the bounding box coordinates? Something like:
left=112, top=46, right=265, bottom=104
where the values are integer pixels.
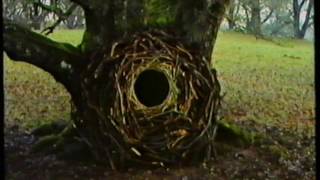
left=3, top=0, right=230, bottom=169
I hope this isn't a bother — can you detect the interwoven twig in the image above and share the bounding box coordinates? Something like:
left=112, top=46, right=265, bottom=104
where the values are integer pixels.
left=75, top=29, right=221, bottom=168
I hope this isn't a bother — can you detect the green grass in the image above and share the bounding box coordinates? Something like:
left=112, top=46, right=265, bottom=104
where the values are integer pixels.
left=214, top=31, right=314, bottom=135
left=4, top=30, right=315, bottom=135
left=4, top=30, right=84, bottom=129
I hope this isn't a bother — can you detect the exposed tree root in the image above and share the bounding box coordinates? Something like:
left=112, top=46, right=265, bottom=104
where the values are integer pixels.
left=31, top=122, right=93, bottom=162
left=30, top=120, right=266, bottom=164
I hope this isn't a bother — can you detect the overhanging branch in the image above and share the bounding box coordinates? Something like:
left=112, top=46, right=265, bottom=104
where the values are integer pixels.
left=42, top=3, right=78, bottom=35
left=31, top=0, right=64, bottom=15
left=3, top=19, right=85, bottom=91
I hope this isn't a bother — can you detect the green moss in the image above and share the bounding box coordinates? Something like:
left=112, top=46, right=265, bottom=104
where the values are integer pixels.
left=31, top=120, right=67, bottom=137
left=215, top=121, right=261, bottom=147
left=31, top=123, right=92, bottom=161
left=31, top=135, right=60, bottom=153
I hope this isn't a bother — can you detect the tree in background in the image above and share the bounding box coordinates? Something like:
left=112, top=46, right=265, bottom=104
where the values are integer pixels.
left=3, top=0, right=47, bottom=29
left=226, top=0, right=241, bottom=30
left=240, top=0, right=276, bottom=37
left=4, top=0, right=314, bottom=39
left=3, top=0, right=85, bottom=31
left=59, top=0, right=85, bottom=29
left=292, top=0, right=314, bottom=39
left=224, top=0, right=313, bottom=39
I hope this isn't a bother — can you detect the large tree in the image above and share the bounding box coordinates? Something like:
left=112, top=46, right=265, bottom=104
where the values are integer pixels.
left=3, top=0, right=230, bottom=168
left=240, top=0, right=276, bottom=37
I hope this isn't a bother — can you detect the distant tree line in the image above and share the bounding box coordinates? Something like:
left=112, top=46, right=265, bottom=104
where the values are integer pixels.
left=3, top=0, right=84, bottom=31
left=226, top=0, right=314, bottom=39
left=2, top=0, right=314, bottom=39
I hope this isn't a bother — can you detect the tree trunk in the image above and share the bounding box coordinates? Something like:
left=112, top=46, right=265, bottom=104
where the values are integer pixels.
left=3, top=0, right=230, bottom=169
left=293, top=0, right=301, bottom=38
left=226, top=0, right=235, bottom=30
left=30, top=4, right=42, bottom=30
left=250, top=0, right=262, bottom=37
left=226, top=0, right=240, bottom=30
left=293, top=0, right=313, bottom=39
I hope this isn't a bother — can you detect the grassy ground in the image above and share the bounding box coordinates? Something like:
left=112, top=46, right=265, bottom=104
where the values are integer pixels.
left=214, top=31, right=315, bottom=136
left=4, top=30, right=84, bottom=129
left=4, top=30, right=315, bottom=135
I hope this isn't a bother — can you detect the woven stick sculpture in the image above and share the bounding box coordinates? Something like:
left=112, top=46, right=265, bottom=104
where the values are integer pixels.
left=74, top=30, right=221, bottom=168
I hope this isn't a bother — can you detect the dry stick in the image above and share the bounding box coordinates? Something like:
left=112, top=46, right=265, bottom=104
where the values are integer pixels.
left=82, top=30, right=221, bottom=166
left=184, top=90, right=215, bottom=150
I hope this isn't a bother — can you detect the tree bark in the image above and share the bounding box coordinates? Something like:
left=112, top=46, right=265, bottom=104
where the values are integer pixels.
left=79, top=0, right=116, bottom=55
left=174, top=0, right=230, bottom=62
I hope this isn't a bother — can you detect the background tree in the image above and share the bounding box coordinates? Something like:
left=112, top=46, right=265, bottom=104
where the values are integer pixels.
left=226, top=0, right=241, bottom=30
left=263, top=0, right=293, bottom=37
left=3, top=0, right=85, bottom=30
left=58, top=0, right=85, bottom=29
left=222, top=0, right=313, bottom=39
left=240, top=0, right=275, bottom=37
left=292, top=0, right=314, bottom=39
left=3, top=0, right=46, bottom=29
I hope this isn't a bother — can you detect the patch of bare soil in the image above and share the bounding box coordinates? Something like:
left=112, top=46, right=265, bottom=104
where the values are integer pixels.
left=5, top=121, right=315, bottom=180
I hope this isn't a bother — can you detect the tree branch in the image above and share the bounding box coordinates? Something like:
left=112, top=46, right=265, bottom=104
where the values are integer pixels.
left=299, top=0, right=307, bottom=11
left=307, top=17, right=314, bottom=28
left=3, top=19, right=85, bottom=91
left=41, top=3, right=78, bottom=35
left=31, top=0, right=64, bottom=15
left=241, top=4, right=250, bottom=26
left=300, top=1, right=313, bottom=33
left=235, top=1, right=241, bottom=17
left=262, top=9, right=274, bottom=24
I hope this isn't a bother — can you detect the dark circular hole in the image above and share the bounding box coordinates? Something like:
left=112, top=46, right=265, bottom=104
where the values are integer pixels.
left=134, top=69, right=170, bottom=107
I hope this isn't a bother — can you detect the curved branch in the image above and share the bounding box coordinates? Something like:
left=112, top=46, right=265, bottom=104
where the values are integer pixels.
left=3, top=19, right=85, bottom=91
left=299, top=0, right=307, bottom=12
left=262, top=9, right=274, bottom=24
left=301, top=1, right=313, bottom=33
left=31, top=0, right=64, bottom=15
left=42, top=3, right=78, bottom=35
